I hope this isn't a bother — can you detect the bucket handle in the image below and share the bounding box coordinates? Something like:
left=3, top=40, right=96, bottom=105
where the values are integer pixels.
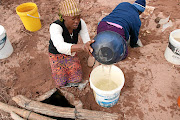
left=27, top=13, right=40, bottom=19
left=0, top=34, right=7, bottom=51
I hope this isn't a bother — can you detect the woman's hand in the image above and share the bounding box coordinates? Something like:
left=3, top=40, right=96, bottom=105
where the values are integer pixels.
left=83, top=40, right=95, bottom=55
left=71, top=40, right=95, bottom=55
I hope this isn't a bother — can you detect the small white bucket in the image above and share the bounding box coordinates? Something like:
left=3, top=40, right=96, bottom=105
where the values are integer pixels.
left=164, top=29, right=180, bottom=65
left=90, top=65, right=125, bottom=108
left=0, top=25, right=13, bottom=59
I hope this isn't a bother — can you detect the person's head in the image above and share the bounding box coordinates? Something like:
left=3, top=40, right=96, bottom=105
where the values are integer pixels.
left=59, top=0, right=81, bottom=29
left=133, top=0, right=146, bottom=15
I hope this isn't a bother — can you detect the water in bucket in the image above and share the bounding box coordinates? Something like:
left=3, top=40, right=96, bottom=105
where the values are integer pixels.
left=0, top=25, right=13, bottom=59
left=174, top=38, right=180, bottom=42
left=90, top=65, right=125, bottom=108
left=94, top=65, right=118, bottom=91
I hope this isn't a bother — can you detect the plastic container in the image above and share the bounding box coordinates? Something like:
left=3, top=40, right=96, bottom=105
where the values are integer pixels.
left=90, top=65, right=125, bottom=108
left=0, top=25, right=13, bottom=59
left=164, top=29, right=180, bottom=65
left=16, top=2, right=41, bottom=32
left=91, top=31, right=127, bottom=65
left=178, top=96, right=180, bottom=108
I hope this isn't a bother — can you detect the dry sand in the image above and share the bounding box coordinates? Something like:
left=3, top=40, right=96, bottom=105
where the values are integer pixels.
left=0, top=0, right=180, bottom=119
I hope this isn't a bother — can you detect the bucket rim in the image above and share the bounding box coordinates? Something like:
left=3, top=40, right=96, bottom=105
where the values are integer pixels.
left=169, top=29, right=180, bottom=44
left=89, top=65, right=125, bottom=94
left=0, top=25, right=5, bottom=36
left=16, top=2, right=38, bottom=17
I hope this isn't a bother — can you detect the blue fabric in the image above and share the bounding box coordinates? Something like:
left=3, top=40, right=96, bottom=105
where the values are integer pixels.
left=101, top=2, right=141, bottom=47
left=133, top=0, right=146, bottom=12
left=134, top=0, right=146, bottom=7
left=133, top=3, right=145, bottom=12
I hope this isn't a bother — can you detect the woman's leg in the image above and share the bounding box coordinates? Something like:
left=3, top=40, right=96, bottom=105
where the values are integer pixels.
left=49, top=53, right=68, bottom=87
left=67, top=55, right=83, bottom=83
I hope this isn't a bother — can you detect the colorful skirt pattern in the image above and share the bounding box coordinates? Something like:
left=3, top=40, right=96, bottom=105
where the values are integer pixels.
left=49, top=53, right=82, bottom=87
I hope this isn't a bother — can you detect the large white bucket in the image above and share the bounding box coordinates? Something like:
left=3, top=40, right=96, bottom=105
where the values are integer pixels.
left=0, top=25, right=13, bottom=59
left=90, top=65, right=125, bottom=108
left=164, top=29, right=180, bottom=65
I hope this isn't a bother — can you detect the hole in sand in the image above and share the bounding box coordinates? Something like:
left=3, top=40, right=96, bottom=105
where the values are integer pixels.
left=41, top=89, right=75, bottom=120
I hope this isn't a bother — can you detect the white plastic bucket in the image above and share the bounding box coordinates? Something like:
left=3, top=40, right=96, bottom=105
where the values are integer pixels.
left=0, top=25, right=13, bottom=59
left=164, top=29, right=180, bottom=65
left=90, top=65, right=125, bottom=108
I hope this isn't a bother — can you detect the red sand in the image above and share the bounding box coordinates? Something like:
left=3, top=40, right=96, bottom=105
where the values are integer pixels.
left=0, top=0, right=180, bottom=119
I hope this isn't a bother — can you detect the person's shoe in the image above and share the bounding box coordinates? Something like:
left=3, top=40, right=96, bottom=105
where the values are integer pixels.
left=131, top=44, right=140, bottom=48
left=62, top=80, right=89, bottom=90
left=137, top=38, right=143, bottom=47
left=78, top=80, right=88, bottom=90
left=62, top=83, right=79, bottom=88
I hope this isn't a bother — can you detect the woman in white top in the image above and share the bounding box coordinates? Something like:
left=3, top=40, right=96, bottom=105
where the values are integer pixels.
left=48, top=0, right=94, bottom=87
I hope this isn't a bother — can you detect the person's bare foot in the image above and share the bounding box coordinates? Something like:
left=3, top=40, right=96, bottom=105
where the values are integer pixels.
left=87, top=56, right=95, bottom=67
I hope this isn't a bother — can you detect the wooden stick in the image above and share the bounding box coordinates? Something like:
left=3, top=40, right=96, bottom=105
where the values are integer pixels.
left=13, top=95, right=120, bottom=120
left=77, top=109, right=120, bottom=120
left=13, top=95, right=75, bottom=119
left=36, top=88, right=83, bottom=109
left=10, top=112, right=25, bottom=120
left=0, top=101, right=55, bottom=120
left=58, top=89, right=83, bottom=109
left=21, top=30, right=32, bottom=36
left=0, top=94, right=7, bottom=103
left=36, top=88, right=57, bottom=101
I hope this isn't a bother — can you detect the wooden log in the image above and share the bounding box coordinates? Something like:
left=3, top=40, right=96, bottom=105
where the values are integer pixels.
left=10, top=112, right=25, bottom=120
left=13, top=95, right=120, bottom=120
left=36, top=88, right=57, bottom=102
left=77, top=108, right=120, bottom=120
left=13, top=95, right=75, bottom=119
left=0, top=101, right=55, bottom=120
left=36, top=88, right=83, bottom=109
left=58, top=89, right=83, bottom=109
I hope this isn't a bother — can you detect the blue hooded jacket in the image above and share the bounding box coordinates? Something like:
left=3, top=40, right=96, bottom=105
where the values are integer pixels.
left=101, top=2, right=141, bottom=47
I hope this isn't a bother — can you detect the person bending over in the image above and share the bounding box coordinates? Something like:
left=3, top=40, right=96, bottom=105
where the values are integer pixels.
left=88, top=0, right=146, bottom=67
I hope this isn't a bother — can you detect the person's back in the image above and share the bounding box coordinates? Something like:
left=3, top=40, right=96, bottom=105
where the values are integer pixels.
left=101, top=2, right=141, bottom=47
left=88, top=0, right=146, bottom=67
